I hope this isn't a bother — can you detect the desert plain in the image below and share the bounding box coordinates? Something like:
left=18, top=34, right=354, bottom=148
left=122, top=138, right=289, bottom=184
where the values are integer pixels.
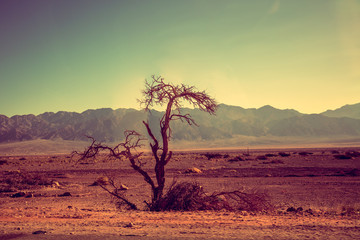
left=0, top=143, right=359, bottom=239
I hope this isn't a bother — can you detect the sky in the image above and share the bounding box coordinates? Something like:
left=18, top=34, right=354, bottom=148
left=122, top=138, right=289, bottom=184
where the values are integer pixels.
left=1, top=0, right=359, bottom=117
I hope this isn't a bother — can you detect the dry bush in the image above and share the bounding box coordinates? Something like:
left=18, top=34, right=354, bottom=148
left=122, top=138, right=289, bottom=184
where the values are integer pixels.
left=265, top=153, right=277, bottom=157
left=298, top=151, right=313, bottom=156
left=227, top=156, right=244, bottom=162
left=347, top=169, right=360, bottom=176
left=346, top=151, right=360, bottom=157
left=149, top=181, right=272, bottom=212
left=213, top=189, right=273, bottom=212
left=278, top=152, right=291, bottom=157
left=0, top=160, right=7, bottom=165
left=334, top=154, right=352, bottom=160
left=150, top=182, right=208, bottom=211
left=202, top=153, right=222, bottom=160
left=256, top=155, right=268, bottom=160
left=0, top=171, right=52, bottom=192
left=341, top=206, right=360, bottom=216
left=333, top=151, right=360, bottom=160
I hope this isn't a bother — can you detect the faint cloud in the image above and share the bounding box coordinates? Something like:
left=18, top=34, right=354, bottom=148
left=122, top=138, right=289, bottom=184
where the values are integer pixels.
left=268, top=0, right=280, bottom=14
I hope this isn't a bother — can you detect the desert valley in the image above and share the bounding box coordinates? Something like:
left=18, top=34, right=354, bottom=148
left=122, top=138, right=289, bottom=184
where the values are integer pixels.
left=0, top=104, right=359, bottom=239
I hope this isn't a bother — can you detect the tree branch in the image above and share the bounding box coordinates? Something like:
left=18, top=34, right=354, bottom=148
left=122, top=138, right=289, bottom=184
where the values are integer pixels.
left=98, top=180, right=138, bottom=210
left=170, top=113, right=198, bottom=126
left=73, top=130, right=157, bottom=202
left=142, top=120, right=160, bottom=163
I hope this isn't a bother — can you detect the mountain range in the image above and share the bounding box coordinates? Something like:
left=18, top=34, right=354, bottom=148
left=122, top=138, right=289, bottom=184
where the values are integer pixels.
left=1, top=103, right=360, bottom=143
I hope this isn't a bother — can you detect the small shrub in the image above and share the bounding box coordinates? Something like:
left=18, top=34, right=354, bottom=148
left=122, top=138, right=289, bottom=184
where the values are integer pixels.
left=341, top=206, right=359, bottom=216
left=265, top=154, right=277, bottom=157
left=214, top=189, right=273, bottom=212
left=203, top=153, right=222, bottom=160
left=299, top=152, right=313, bottom=156
left=286, top=207, right=296, bottom=212
left=150, top=182, right=272, bottom=212
left=11, top=192, right=26, bottom=198
left=58, top=192, right=72, bottom=197
left=228, top=156, right=244, bottom=162
left=347, top=169, right=360, bottom=176
left=256, top=155, right=267, bottom=160
left=334, top=154, right=351, bottom=160
left=1, top=171, right=52, bottom=191
left=278, top=152, right=290, bottom=157
left=0, top=160, right=7, bottom=165
left=286, top=206, right=305, bottom=214
left=151, top=182, right=207, bottom=211
left=262, top=160, right=284, bottom=164
left=345, top=151, right=360, bottom=158
left=336, top=151, right=360, bottom=159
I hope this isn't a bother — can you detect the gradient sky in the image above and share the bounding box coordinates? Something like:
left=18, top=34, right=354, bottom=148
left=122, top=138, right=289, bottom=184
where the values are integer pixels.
left=1, top=0, right=359, bottom=117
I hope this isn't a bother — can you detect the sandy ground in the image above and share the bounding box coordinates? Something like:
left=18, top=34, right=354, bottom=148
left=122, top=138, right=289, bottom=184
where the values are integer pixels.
left=0, top=147, right=359, bottom=239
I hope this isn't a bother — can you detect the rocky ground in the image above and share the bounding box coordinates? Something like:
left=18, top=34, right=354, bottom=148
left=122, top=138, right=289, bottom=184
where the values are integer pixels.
left=0, top=147, right=359, bottom=239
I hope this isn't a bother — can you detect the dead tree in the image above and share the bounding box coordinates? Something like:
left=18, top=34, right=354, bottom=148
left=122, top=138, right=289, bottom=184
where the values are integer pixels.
left=140, top=75, right=217, bottom=208
left=74, top=75, right=217, bottom=210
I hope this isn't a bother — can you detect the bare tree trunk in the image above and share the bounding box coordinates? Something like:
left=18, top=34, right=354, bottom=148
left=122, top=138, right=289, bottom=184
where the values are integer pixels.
left=153, top=162, right=165, bottom=202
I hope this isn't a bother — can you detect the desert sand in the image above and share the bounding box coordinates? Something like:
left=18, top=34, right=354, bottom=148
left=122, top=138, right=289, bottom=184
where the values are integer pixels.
left=0, top=147, right=359, bottom=239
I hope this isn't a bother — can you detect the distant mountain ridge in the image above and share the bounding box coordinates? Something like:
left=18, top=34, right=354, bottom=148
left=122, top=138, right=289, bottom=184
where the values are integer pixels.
left=1, top=103, right=360, bottom=143
left=321, top=103, right=360, bottom=119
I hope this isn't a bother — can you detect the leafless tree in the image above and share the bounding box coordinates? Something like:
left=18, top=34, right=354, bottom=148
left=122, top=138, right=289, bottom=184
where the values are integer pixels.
left=74, top=75, right=217, bottom=210
left=140, top=75, right=217, bottom=208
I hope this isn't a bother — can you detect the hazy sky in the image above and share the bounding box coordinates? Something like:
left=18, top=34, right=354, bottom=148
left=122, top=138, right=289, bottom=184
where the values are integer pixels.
left=1, top=0, right=359, bottom=116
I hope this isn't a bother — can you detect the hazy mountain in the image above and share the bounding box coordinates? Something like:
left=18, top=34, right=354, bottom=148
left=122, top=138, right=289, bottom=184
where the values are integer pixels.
left=321, top=102, right=360, bottom=119
left=1, top=103, right=360, bottom=143
left=0, top=109, right=148, bottom=143
left=267, top=114, right=360, bottom=136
